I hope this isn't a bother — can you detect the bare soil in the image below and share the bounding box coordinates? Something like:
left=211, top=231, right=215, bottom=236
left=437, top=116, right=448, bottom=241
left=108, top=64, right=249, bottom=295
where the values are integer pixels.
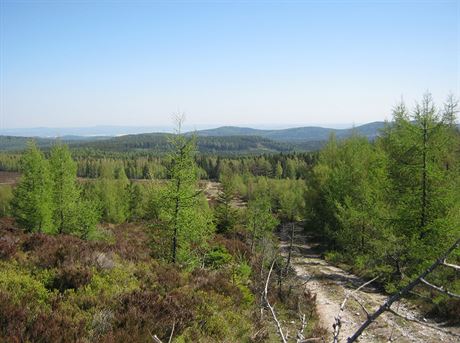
left=0, top=171, right=20, bottom=185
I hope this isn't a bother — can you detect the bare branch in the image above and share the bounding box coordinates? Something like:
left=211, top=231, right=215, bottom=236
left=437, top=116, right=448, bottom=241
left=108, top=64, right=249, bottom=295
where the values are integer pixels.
left=350, top=293, right=370, bottom=318
left=420, top=278, right=460, bottom=299
left=168, top=320, right=175, bottom=343
left=387, top=308, right=460, bottom=338
left=264, top=259, right=288, bottom=343
left=333, top=276, right=378, bottom=343
left=442, top=260, right=460, bottom=272
left=296, top=313, right=307, bottom=343
left=148, top=329, right=163, bottom=343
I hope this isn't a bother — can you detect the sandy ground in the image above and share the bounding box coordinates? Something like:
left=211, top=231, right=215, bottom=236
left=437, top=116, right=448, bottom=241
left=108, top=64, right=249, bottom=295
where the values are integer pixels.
left=278, top=223, right=460, bottom=343
left=201, top=181, right=246, bottom=208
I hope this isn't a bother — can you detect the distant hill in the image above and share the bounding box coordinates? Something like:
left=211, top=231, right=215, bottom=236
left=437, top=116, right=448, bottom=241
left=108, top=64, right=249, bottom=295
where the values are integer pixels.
left=0, top=135, right=110, bottom=151
left=1, top=122, right=458, bottom=154
left=193, top=121, right=387, bottom=142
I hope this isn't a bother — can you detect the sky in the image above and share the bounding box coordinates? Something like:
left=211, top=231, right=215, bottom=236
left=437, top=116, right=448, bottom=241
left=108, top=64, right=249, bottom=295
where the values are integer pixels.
left=0, top=0, right=459, bottom=129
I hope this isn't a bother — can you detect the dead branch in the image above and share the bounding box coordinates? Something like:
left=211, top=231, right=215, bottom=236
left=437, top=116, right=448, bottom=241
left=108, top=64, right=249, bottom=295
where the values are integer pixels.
left=168, top=320, right=175, bottom=343
left=347, top=237, right=460, bottom=343
left=296, top=313, right=307, bottom=342
left=264, top=259, right=288, bottom=343
left=387, top=308, right=460, bottom=338
left=332, top=276, right=378, bottom=343
left=442, top=259, right=460, bottom=272
left=420, top=278, right=460, bottom=299
left=349, top=293, right=370, bottom=318
left=148, top=330, right=163, bottom=343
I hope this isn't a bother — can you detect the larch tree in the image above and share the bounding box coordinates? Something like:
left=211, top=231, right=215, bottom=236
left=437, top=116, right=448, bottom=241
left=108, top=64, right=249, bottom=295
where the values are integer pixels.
left=49, top=143, right=80, bottom=234
left=381, top=93, right=460, bottom=276
left=247, top=194, right=279, bottom=253
left=12, top=141, right=54, bottom=233
left=215, top=176, right=238, bottom=234
left=163, top=116, right=215, bottom=264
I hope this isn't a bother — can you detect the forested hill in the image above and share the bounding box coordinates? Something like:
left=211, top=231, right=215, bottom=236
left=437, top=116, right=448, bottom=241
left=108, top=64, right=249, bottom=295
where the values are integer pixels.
left=1, top=122, right=458, bottom=154
left=191, top=121, right=386, bottom=141
left=0, top=121, right=387, bottom=153
left=75, top=134, right=299, bottom=154
left=0, top=133, right=299, bottom=154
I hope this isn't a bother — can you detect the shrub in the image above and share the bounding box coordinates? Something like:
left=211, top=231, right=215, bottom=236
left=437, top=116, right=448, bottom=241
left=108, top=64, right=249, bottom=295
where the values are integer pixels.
left=51, top=265, right=93, bottom=292
left=0, top=262, right=49, bottom=310
left=0, top=234, right=17, bottom=259
left=204, top=246, right=232, bottom=269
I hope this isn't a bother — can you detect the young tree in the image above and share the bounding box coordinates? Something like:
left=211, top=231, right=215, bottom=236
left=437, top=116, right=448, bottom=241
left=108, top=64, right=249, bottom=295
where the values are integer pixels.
left=95, top=163, right=129, bottom=223
left=75, top=198, right=100, bottom=240
left=49, top=143, right=80, bottom=234
left=214, top=177, right=238, bottom=234
left=127, top=181, right=144, bottom=220
left=12, top=141, right=54, bottom=233
left=247, top=194, right=279, bottom=252
left=163, top=116, right=215, bottom=263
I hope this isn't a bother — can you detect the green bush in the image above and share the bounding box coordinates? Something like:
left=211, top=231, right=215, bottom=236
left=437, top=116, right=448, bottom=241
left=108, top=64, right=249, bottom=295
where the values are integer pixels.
left=0, top=262, right=50, bottom=310
left=204, top=246, right=232, bottom=269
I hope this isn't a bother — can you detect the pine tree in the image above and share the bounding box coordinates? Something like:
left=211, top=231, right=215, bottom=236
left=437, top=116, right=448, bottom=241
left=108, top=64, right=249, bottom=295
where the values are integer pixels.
left=12, top=141, right=54, bottom=233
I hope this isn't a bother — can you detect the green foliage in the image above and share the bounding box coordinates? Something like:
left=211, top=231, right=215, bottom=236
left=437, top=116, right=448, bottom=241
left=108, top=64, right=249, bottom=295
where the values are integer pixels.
left=94, top=163, right=130, bottom=223
left=0, top=185, right=13, bottom=217
left=204, top=246, right=232, bottom=269
left=214, top=177, right=238, bottom=233
left=49, top=143, right=81, bottom=234
left=76, top=199, right=101, bottom=240
left=380, top=94, right=460, bottom=277
left=306, top=94, right=460, bottom=299
left=12, top=141, right=54, bottom=233
left=247, top=194, right=279, bottom=252
left=0, top=262, right=50, bottom=310
left=161, top=128, right=215, bottom=264
left=80, top=265, right=140, bottom=299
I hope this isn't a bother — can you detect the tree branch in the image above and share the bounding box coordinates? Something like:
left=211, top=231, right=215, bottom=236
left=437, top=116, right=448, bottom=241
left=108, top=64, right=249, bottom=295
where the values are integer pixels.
left=296, top=313, right=307, bottom=343
left=442, top=259, right=460, bottom=272
left=350, top=293, right=370, bottom=318
left=333, top=276, right=378, bottom=343
left=387, top=308, right=460, bottom=338
left=420, top=278, right=460, bottom=299
left=264, top=259, right=288, bottom=343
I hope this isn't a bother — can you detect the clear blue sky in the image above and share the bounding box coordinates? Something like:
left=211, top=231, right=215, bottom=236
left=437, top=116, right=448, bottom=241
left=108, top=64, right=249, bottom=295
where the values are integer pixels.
left=1, top=0, right=458, bottom=129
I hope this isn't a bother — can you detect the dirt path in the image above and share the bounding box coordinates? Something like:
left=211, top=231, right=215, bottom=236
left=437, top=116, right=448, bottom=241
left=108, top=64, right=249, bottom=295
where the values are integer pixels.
left=278, top=223, right=460, bottom=343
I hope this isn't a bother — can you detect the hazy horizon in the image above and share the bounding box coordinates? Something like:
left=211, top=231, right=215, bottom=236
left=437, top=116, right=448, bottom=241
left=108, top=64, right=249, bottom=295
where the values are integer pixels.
left=1, top=1, right=458, bottom=128
left=0, top=121, right=384, bottom=138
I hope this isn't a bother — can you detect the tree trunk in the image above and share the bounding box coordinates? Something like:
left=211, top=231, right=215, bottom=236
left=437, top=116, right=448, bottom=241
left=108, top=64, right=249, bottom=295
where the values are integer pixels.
left=172, top=179, right=181, bottom=263
left=420, top=117, right=428, bottom=238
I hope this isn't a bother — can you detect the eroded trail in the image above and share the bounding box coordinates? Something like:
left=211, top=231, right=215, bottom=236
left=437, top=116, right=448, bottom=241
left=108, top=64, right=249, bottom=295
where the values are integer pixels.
left=278, top=224, right=460, bottom=343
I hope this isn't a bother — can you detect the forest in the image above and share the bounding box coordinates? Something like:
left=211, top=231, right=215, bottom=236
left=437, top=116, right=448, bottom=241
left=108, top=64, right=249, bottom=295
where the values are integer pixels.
left=0, top=95, right=459, bottom=342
